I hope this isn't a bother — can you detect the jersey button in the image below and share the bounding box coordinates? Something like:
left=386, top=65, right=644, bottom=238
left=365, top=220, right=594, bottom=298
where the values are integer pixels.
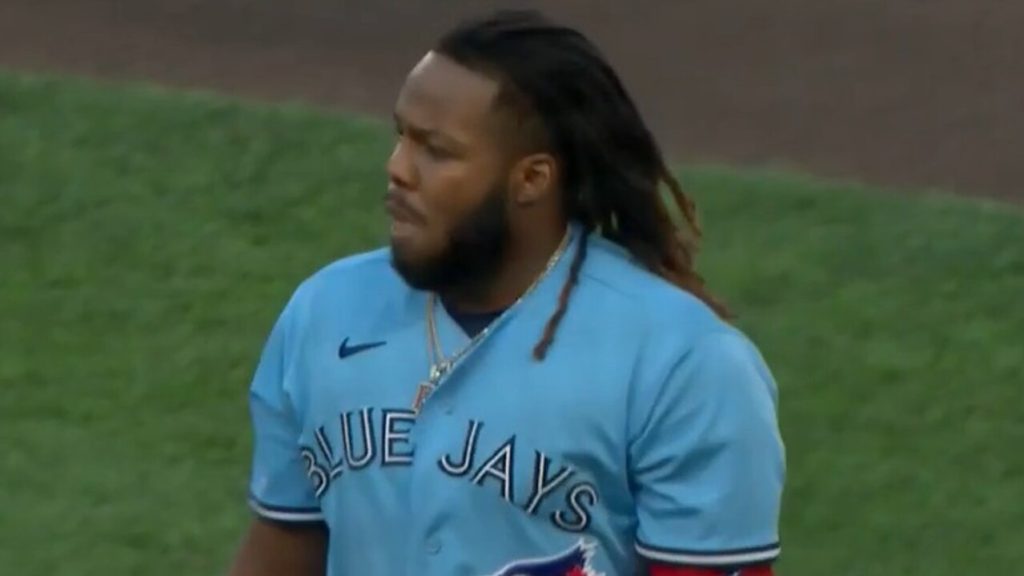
left=425, top=539, right=442, bottom=555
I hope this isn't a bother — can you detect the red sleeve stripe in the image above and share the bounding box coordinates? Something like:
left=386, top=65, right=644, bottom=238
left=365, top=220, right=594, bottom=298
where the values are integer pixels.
left=635, top=541, right=780, bottom=566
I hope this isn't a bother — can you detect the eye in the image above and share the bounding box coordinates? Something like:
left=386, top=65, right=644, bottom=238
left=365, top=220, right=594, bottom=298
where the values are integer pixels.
left=425, top=142, right=451, bottom=159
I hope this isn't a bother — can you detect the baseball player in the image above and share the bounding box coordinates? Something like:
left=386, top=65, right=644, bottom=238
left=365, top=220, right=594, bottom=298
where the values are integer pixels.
left=229, top=9, right=784, bottom=576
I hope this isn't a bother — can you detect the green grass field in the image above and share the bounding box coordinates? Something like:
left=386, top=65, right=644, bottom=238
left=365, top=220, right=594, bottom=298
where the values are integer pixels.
left=2, top=71, right=1023, bottom=575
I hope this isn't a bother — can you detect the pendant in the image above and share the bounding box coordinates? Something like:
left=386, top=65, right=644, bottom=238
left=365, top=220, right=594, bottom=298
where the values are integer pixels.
left=430, top=361, right=448, bottom=382
left=412, top=381, right=435, bottom=414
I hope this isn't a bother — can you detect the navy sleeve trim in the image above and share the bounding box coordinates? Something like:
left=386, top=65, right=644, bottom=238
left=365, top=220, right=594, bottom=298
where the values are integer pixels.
left=636, top=540, right=780, bottom=567
left=248, top=494, right=324, bottom=523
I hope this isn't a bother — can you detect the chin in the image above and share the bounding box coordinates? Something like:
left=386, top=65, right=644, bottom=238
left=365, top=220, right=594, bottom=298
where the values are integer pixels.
left=389, top=243, right=441, bottom=291
left=388, top=225, right=425, bottom=257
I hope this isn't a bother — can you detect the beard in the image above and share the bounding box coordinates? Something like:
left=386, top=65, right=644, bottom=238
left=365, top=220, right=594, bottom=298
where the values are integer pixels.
left=390, top=184, right=511, bottom=295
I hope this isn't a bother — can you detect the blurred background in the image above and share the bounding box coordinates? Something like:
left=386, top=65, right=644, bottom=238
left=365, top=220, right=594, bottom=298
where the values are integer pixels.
left=4, top=0, right=1024, bottom=199
left=1, top=1, right=1022, bottom=575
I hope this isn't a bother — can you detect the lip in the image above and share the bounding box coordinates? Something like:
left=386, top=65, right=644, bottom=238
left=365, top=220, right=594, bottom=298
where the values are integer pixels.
left=385, top=191, right=421, bottom=225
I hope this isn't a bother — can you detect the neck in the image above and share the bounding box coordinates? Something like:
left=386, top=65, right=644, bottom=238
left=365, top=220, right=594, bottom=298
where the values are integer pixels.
left=440, top=223, right=569, bottom=314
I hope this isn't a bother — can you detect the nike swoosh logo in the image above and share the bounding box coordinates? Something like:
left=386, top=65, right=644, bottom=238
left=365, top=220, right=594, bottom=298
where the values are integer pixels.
left=338, top=337, right=387, bottom=359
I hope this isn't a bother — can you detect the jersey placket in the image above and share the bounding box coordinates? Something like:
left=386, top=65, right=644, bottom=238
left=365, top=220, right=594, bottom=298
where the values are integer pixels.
left=404, top=298, right=520, bottom=573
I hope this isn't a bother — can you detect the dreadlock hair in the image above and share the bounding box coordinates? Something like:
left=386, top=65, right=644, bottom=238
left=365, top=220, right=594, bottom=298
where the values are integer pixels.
left=436, top=9, right=732, bottom=361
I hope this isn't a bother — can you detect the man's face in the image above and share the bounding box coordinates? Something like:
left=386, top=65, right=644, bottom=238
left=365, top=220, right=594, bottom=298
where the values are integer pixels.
left=386, top=52, right=515, bottom=293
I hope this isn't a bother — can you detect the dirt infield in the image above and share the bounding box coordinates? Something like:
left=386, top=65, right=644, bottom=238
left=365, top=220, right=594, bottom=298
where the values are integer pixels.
left=2, top=0, right=1022, bottom=201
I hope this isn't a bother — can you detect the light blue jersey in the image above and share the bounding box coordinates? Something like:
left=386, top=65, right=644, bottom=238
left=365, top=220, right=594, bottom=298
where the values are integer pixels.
left=245, top=224, right=785, bottom=575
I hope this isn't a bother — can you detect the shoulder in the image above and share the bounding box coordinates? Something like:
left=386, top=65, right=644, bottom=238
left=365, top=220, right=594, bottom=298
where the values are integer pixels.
left=576, top=234, right=731, bottom=345
left=288, top=246, right=403, bottom=306
left=576, top=234, right=776, bottom=406
left=297, top=246, right=397, bottom=297
left=278, top=246, right=413, bottom=332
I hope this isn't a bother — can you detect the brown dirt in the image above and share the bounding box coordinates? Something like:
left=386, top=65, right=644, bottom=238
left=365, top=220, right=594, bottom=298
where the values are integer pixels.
left=2, top=0, right=1022, bottom=201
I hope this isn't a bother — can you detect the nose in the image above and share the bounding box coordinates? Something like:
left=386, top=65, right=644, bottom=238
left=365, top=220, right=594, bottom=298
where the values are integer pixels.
left=387, top=137, right=415, bottom=191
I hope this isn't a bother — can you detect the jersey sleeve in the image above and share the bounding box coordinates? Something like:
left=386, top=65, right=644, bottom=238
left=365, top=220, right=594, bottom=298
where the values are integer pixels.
left=629, top=330, right=784, bottom=568
left=245, top=287, right=323, bottom=523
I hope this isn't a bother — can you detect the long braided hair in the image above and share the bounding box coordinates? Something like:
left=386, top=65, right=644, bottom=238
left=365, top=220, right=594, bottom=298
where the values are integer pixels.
left=436, top=10, right=731, bottom=360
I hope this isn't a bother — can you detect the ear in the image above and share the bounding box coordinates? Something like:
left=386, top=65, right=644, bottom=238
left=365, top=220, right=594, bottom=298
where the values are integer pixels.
left=511, top=153, right=558, bottom=206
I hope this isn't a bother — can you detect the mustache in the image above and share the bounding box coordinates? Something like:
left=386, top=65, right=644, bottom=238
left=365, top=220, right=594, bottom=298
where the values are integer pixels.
left=384, top=189, right=425, bottom=223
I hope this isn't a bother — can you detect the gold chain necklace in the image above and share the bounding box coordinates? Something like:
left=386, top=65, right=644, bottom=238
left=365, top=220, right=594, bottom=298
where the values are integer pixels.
left=411, top=228, right=572, bottom=413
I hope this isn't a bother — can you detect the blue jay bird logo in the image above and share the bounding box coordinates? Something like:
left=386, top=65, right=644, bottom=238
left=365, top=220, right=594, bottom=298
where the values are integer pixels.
left=486, top=539, right=603, bottom=576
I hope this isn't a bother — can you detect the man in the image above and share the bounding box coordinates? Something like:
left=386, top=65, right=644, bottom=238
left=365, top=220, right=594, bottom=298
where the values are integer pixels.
left=229, top=9, right=784, bottom=576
